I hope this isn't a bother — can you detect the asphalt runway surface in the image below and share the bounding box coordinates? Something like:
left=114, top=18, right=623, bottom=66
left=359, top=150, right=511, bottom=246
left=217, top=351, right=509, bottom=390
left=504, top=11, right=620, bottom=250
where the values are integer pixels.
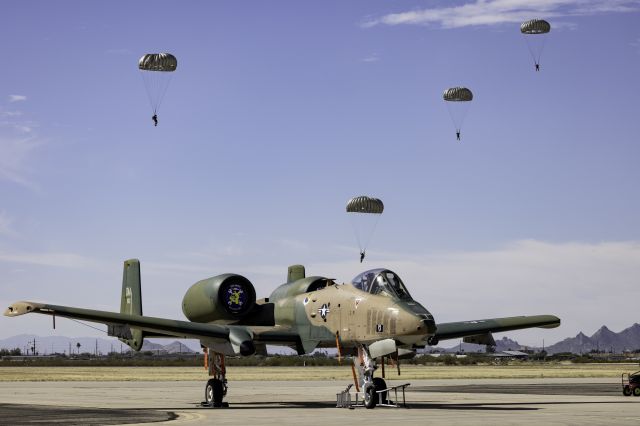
left=1, top=378, right=639, bottom=425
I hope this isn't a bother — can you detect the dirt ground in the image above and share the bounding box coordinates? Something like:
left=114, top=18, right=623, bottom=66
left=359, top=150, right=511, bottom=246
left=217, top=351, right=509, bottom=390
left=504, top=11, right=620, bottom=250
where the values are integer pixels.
left=0, top=363, right=636, bottom=382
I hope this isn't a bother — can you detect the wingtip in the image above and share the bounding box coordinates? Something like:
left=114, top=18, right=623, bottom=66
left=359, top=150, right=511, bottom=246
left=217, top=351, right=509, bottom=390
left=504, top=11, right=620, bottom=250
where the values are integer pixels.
left=3, top=301, right=43, bottom=317
left=539, top=315, right=561, bottom=328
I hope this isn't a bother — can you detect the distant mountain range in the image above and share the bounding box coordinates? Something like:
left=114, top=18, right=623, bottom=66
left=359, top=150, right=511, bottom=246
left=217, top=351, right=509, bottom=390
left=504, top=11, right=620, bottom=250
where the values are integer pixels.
left=433, top=323, right=640, bottom=355
left=0, top=334, right=199, bottom=356
left=3, top=324, right=640, bottom=356
left=545, top=323, right=640, bottom=354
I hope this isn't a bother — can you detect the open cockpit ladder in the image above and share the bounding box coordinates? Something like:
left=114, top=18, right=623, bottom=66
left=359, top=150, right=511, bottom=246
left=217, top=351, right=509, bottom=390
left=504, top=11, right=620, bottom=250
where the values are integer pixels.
left=336, top=383, right=410, bottom=408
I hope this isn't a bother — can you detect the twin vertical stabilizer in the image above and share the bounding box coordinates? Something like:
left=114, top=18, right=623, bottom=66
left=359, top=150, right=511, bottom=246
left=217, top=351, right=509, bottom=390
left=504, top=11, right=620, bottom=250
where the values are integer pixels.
left=117, top=259, right=145, bottom=351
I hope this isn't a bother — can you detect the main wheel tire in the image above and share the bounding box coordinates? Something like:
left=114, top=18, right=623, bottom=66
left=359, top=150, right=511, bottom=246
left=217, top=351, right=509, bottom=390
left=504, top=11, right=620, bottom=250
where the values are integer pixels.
left=364, top=383, right=377, bottom=409
left=623, top=386, right=632, bottom=396
left=205, top=378, right=224, bottom=406
left=633, top=387, right=640, bottom=397
left=372, top=377, right=388, bottom=404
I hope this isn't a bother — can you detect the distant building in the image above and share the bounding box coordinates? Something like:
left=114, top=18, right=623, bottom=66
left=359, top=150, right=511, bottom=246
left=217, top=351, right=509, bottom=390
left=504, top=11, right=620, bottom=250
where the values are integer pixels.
left=492, top=350, right=529, bottom=360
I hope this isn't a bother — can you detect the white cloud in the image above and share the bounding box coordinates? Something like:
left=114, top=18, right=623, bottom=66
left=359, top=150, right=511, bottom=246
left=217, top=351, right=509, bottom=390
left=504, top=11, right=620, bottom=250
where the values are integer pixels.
left=363, top=0, right=640, bottom=28
left=149, top=237, right=640, bottom=344
left=8, top=95, right=27, bottom=103
left=1, top=238, right=638, bottom=346
left=362, top=53, right=380, bottom=63
left=0, top=250, right=100, bottom=269
left=0, top=212, right=15, bottom=237
left=312, top=239, right=640, bottom=345
left=0, top=132, right=41, bottom=190
left=0, top=105, right=42, bottom=190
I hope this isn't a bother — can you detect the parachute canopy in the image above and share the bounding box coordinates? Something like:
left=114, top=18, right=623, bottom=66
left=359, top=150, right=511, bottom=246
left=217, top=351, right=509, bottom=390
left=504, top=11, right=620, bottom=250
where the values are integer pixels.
left=443, top=87, right=473, bottom=139
left=520, top=19, right=551, bottom=35
left=443, top=87, right=473, bottom=102
left=346, top=196, right=384, bottom=214
left=138, top=53, right=178, bottom=72
left=346, top=196, right=384, bottom=257
left=521, top=20, right=551, bottom=70
left=138, top=53, right=177, bottom=115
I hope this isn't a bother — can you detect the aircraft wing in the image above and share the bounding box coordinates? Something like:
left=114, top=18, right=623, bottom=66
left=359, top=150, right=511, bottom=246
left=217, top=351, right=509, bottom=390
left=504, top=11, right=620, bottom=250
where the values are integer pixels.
left=4, top=301, right=230, bottom=342
left=432, top=314, right=560, bottom=343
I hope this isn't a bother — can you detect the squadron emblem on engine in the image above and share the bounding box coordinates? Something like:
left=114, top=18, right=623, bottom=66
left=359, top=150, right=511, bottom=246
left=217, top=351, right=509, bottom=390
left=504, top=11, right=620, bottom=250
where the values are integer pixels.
left=224, top=283, right=247, bottom=313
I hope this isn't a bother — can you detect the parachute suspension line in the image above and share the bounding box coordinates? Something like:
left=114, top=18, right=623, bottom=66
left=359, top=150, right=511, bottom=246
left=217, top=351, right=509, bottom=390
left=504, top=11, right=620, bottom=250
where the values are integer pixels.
left=141, top=73, right=156, bottom=114
left=361, top=214, right=381, bottom=254
left=155, top=73, right=173, bottom=115
left=525, top=37, right=547, bottom=68
left=349, top=214, right=365, bottom=253
left=446, top=101, right=471, bottom=134
left=536, top=36, right=548, bottom=68
left=141, top=72, right=172, bottom=115
left=349, top=213, right=381, bottom=253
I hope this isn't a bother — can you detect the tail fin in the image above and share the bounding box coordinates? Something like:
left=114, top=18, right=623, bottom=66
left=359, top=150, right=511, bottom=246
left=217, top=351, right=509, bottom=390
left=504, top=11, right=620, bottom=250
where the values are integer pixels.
left=119, top=259, right=144, bottom=351
left=287, top=265, right=305, bottom=283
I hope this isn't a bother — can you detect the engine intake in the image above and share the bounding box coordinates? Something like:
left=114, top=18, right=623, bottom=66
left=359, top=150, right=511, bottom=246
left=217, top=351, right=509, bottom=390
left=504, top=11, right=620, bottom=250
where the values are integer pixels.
left=182, top=274, right=256, bottom=323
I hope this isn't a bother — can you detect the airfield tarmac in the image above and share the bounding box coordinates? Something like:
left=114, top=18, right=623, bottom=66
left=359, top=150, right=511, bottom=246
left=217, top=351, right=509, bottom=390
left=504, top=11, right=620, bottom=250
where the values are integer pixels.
left=0, top=378, right=639, bottom=425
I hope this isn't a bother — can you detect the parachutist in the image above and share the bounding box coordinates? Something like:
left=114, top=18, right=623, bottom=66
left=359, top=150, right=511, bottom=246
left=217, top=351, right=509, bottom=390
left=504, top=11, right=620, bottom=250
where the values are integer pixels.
left=139, top=53, right=176, bottom=125
left=444, top=87, right=472, bottom=142
left=535, top=63, right=540, bottom=72
left=347, top=196, right=383, bottom=266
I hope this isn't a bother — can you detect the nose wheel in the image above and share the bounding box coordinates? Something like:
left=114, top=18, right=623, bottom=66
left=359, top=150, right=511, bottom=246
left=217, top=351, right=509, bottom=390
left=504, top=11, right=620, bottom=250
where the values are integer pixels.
left=363, top=382, right=377, bottom=409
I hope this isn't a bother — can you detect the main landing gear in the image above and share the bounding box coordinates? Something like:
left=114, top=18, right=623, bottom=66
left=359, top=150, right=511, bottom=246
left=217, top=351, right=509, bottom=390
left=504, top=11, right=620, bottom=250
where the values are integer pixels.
left=202, top=348, right=228, bottom=408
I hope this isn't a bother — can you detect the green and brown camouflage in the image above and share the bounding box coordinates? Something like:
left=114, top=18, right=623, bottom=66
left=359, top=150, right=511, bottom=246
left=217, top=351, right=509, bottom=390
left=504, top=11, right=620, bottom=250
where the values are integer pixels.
left=4, top=259, right=560, bottom=358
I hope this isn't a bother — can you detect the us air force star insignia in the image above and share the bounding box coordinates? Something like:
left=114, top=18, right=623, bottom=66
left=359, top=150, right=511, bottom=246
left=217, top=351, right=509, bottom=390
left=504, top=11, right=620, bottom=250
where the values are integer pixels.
left=318, top=303, right=330, bottom=321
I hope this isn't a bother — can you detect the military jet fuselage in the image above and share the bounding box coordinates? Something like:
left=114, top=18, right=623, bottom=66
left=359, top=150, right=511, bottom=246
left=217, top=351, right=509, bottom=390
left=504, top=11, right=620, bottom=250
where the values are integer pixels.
left=179, top=265, right=437, bottom=357
left=5, top=259, right=559, bottom=409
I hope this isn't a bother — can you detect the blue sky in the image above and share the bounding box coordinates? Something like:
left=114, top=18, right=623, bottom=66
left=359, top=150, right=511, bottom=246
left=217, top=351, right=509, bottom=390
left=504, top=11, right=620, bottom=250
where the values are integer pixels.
left=1, top=0, right=639, bottom=347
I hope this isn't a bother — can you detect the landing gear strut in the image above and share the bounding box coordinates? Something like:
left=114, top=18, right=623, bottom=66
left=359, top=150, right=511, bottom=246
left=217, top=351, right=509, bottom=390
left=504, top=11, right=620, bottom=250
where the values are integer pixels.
left=355, top=344, right=388, bottom=409
left=203, top=348, right=228, bottom=407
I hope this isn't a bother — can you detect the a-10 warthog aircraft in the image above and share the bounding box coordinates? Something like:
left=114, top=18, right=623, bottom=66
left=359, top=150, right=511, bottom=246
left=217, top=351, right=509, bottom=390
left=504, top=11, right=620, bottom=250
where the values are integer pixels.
left=4, top=259, right=560, bottom=408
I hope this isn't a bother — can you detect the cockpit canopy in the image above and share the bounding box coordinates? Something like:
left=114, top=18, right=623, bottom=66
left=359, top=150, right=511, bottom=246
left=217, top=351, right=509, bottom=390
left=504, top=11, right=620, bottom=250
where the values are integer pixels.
left=351, top=269, right=412, bottom=300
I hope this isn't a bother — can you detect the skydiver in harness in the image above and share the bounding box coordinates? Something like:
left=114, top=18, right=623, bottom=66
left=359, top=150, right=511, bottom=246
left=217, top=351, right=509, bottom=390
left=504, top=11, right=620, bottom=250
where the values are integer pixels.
left=152, top=113, right=158, bottom=127
left=360, top=250, right=365, bottom=263
left=456, top=130, right=461, bottom=141
left=535, top=63, right=540, bottom=72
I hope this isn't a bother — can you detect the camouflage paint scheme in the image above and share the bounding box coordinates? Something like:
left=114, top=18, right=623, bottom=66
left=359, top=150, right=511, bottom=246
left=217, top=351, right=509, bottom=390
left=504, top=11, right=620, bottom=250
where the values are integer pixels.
left=4, top=259, right=560, bottom=357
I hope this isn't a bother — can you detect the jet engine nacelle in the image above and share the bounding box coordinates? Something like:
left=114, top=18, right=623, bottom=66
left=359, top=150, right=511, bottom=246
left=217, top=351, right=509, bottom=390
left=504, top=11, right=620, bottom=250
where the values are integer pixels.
left=182, top=274, right=256, bottom=323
